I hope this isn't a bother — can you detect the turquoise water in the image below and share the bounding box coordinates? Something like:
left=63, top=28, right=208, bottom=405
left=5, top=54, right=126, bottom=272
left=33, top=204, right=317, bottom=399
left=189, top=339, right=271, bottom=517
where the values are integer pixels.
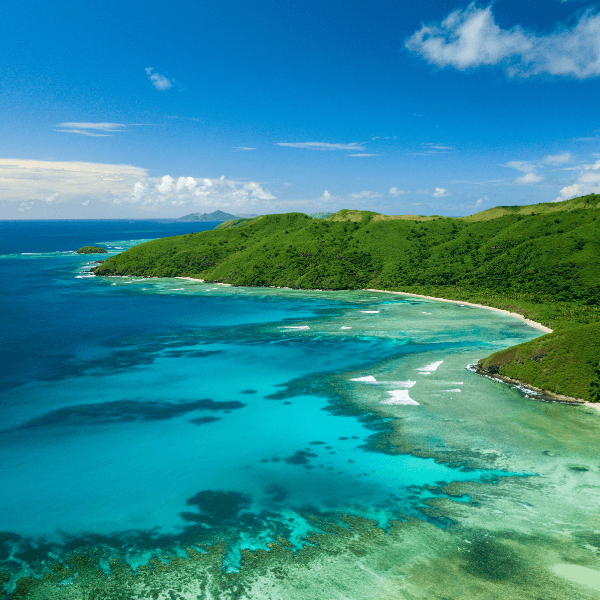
left=0, top=221, right=555, bottom=584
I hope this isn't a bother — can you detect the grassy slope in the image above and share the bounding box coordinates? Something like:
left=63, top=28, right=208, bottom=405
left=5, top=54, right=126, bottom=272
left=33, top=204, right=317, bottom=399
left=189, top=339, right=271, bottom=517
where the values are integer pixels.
left=96, top=196, right=600, bottom=401
left=481, top=323, right=600, bottom=401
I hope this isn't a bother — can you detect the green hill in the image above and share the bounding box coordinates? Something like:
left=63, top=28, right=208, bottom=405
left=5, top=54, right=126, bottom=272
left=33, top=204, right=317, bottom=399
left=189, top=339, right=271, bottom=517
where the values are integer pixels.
left=214, top=217, right=253, bottom=230
left=460, top=193, right=600, bottom=222
left=95, top=196, right=600, bottom=401
left=478, top=322, right=600, bottom=402
left=179, top=210, right=238, bottom=221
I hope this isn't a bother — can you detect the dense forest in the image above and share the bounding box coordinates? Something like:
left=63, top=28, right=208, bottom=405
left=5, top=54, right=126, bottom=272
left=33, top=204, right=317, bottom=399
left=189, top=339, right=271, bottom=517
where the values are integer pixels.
left=95, top=194, right=600, bottom=402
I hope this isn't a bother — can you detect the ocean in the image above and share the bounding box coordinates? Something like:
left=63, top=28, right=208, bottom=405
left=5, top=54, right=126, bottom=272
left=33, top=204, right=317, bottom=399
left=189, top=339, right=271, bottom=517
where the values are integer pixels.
left=1, top=220, right=599, bottom=599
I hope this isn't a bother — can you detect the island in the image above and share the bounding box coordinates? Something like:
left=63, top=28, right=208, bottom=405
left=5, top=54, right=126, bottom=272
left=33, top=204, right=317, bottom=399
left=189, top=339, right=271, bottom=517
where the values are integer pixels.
left=95, top=194, right=600, bottom=403
left=179, top=210, right=239, bottom=221
left=76, top=246, right=108, bottom=254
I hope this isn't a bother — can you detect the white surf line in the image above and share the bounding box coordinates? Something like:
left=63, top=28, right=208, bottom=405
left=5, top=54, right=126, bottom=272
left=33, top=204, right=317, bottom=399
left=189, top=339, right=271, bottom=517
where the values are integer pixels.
left=282, top=325, right=310, bottom=330
left=416, top=360, right=443, bottom=373
left=340, top=326, right=352, bottom=330
left=364, top=289, right=553, bottom=334
left=381, top=390, right=420, bottom=406
left=350, top=375, right=416, bottom=388
left=360, top=310, right=380, bottom=313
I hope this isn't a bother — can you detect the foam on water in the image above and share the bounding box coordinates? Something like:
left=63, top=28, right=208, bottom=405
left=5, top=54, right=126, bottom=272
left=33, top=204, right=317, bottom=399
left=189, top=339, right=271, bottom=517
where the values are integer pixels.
left=381, top=390, right=419, bottom=405
left=416, top=360, right=444, bottom=372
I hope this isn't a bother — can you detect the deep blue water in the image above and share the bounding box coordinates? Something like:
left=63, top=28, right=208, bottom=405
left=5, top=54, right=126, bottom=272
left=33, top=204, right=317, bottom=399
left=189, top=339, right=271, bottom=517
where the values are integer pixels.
left=0, top=220, right=541, bottom=577
left=0, top=219, right=220, bottom=255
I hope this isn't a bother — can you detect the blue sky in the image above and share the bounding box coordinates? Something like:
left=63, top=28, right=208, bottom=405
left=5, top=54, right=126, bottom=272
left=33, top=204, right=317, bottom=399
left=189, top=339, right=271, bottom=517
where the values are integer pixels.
left=3, top=0, right=600, bottom=218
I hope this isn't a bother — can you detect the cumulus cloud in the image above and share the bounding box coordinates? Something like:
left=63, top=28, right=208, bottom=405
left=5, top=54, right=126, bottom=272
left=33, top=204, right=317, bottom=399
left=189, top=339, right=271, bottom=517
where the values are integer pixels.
left=56, top=122, right=126, bottom=137
left=0, top=159, right=277, bottom=216
left=348, top=190, right=382, bottom=200
left=122, top=174, right=276, bottom=208
left=320, top=190, right=332, bottom=202
left=406, top=4, right=600, bottom=78
left=145, top=67, right=173, bottom=90
left=555, top=159, right=600, bottom=200
left=388, top=187, right=405, bottom=197
left=433, top=187, right=450, bottom=197
left=543, top=151, right=574, bottom=165
left=276, top=142, right=364, bottom=151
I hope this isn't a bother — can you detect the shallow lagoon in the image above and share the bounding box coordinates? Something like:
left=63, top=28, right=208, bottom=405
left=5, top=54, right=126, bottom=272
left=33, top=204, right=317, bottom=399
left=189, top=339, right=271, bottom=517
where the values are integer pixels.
left=1, top=221, right=600, bottom=599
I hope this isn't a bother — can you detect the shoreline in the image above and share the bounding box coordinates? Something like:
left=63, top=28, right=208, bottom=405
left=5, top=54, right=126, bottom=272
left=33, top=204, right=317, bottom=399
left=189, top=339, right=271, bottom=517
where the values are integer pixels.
left=177, top=276, right=205, bottom=282
left=366, top=289, right=600, bottom=413
left=365, top=289, right=553, bottom=333
left=170, top=279, right=597, bottom=412
left=470, top=362, right=600, bottom=413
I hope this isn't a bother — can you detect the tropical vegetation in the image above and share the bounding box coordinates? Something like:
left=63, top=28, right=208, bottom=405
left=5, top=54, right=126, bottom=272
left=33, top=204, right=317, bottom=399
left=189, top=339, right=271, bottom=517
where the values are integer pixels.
left=95, top=194, right=600, bottom=401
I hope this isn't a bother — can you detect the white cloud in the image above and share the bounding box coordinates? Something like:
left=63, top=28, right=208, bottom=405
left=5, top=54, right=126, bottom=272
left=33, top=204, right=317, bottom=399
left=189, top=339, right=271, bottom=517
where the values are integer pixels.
left=320, top=190, right=332, bottom=202
left=0, top=159, right=147, bottom=202
left=145, top=67, right=173, bottom=90
left=58, top=122, right=125, bottom=131
left=503, top=160, right=537, bottom=173
left=44, top=192, right=60, bottom=203
left=234, top=147, right=256, bottom=151
left=243, top=181, right=276, bottom=200
left=515, top=172, right=543, bottom=183
left=56, top=122, right=126, bottom=137
left=474, top=198, right=483, bottom=208
left=421, top=143, right=454, bottom=152
left=502, top=160, right=544, bottom=183
left=433, top=187, right=450, bottom=197
left=124, top=174, right=276, bottom=208
left=348, top=190, right=382, bottom=200
left=388, top=187, right=406, bottom=197
left=156, top=175, right=174, bottom=195
left=276, top=142, right=364, bottom=151
left=555, top=158, right=600, bottom=200
left=0, top=159, right=276, bottom=215
left=406, top=4, right=600, bottom=78
left=543, top=151, right=574, bottom=165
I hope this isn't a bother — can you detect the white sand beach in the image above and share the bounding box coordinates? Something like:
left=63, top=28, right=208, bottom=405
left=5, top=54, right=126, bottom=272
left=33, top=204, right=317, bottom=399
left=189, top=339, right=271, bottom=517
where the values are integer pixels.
left=365, top=289, right=553, bottom=334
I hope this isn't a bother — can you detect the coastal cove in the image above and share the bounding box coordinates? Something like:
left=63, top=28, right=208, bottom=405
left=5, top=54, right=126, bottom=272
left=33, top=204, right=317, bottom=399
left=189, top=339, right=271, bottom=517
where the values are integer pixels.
left=2, top=220, right=600, bottom=599
left=95, top=200, right=600, bottom=404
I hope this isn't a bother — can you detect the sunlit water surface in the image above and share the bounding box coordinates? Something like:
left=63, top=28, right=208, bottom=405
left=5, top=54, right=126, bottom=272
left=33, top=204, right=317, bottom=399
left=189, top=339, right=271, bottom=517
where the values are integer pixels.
left=1, top=221, right=599, bottom=598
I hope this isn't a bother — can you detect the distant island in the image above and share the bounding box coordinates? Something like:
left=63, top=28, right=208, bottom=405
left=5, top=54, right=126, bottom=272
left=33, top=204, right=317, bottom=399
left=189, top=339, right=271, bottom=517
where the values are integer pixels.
left=76, top=246, right=107, bottom=254
left=180, top=211, right=329, bottom=222
left=96, top=194, right=600, bottom=404
left=179, top=210, right=239, bottom=221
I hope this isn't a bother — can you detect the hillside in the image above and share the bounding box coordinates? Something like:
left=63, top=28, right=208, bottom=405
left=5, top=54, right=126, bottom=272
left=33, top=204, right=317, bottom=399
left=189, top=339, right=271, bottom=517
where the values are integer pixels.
left=96, top=196, right=600, bottom=401
left=478, top=322, right=600, bottom=402
left=179, top=210, right=238, bottom=221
